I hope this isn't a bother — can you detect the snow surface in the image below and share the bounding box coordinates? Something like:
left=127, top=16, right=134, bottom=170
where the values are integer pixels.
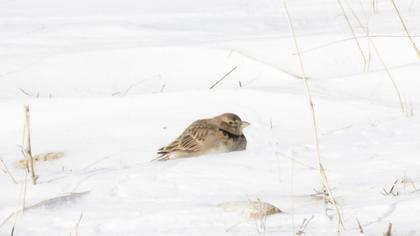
left=1, top=0, right=420, bottom=235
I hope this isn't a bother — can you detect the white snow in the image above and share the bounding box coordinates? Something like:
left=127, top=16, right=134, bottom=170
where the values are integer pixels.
left=1, top=0, right=420, bottom=235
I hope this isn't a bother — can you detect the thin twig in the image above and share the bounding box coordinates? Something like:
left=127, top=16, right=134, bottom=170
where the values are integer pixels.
left=0, top=159, right=17, bottom=184
left=283, top=1, right=344, bottom=232
left=209, top=66, right=238, bottom=89
left=390, top=0, right=420, bottom=60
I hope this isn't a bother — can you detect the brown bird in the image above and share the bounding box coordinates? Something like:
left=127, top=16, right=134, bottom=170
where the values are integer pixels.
left=153, top=113, right=250, bottom=161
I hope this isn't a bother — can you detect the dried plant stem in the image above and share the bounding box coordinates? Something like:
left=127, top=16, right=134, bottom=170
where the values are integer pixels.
left=23, top=105, right=37, bottom=185
left=384, top=223, right=392, bottom=236
left=10, top=172, right=28, bottom=236
left=283, top=1, right=344, bottom=232
left=0, top=159, right=17, bottom=184
left=75, top=213, right=83, bottom=236
left=343, top=1, right=405, bottom=112
left=356, top=218, right=364, bottom=233
left=390, top=0, right=420, bottom=60
left=337, top=0, right=367, bottom=69
left=209, top=66, right=238, bottom=89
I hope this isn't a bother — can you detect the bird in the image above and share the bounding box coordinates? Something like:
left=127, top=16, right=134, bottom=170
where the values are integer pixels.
left=153, top=113, right=250, bottom=161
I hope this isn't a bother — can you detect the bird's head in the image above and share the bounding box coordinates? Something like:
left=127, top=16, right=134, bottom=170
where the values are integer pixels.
left=214, top=113, right=250, bottom=135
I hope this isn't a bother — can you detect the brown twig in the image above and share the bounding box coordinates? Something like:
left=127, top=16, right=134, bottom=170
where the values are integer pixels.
left=209, top=66, right=238, bottom=89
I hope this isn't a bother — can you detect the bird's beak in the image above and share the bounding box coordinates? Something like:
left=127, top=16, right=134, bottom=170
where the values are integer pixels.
left=241, top=121, right=250, bottom=129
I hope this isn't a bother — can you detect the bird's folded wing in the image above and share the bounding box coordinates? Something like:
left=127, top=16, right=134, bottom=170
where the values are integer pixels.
left=159, top=121, right=216, bottom=154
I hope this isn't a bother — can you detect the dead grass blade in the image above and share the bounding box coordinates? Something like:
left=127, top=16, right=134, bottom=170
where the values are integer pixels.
left=0, top=159, right=17, bottom=184
left=209, top=66, right=238, bottom=89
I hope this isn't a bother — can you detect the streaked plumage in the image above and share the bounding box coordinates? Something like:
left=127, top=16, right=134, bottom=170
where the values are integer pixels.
left=153, top=113, right=249, bottom=161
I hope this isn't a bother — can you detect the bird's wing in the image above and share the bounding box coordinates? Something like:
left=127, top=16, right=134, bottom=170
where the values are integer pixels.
left=157, top=120, right=216, bottom=155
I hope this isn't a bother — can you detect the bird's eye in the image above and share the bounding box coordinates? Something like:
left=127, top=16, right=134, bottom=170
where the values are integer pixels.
left=228, top=121, right=233, bottom=125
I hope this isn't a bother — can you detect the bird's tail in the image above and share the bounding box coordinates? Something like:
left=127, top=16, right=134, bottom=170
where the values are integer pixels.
left=151, top=154, right=170, bottom=162
left=151, top=148, right=171, bottom=162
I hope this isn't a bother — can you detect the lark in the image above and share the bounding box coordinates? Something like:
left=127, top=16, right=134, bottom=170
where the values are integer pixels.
left=153, top=113, right=250, bottom=161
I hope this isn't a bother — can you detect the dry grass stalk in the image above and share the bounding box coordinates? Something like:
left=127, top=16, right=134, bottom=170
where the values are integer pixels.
left=382, top=179, right=399, bottom=196
left=337, top=0, right=367, bottom=69
left=390, top=0, right=420, bottom=60
left=356, top=218, right=364, bottom=233
left=0, top=159, right=17, bottom=184
left=16, top=152, right=64, bottom=168
left=384, top=223, right=392, bottom=236
left=343, top=1, right=405, bottom=113
left=75, top=213, right=83, bottom=236
left=22, top=106, right=37, bottom=185
left=343, top=0, right=373, bottom=71
left=365, top=32, right=404, bottom=113
left=295, top=215, right=314, bottom=236
left=21, top=172, right=28, bottom=213
left=209, top=66, right=238, bottom=89
left=10, top=172, right=28, bottom=235
left=283, top=1, right=344, bottom=231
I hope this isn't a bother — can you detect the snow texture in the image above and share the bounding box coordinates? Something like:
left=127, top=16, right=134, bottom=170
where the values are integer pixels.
left=1, top=0, right=420, bottom=235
